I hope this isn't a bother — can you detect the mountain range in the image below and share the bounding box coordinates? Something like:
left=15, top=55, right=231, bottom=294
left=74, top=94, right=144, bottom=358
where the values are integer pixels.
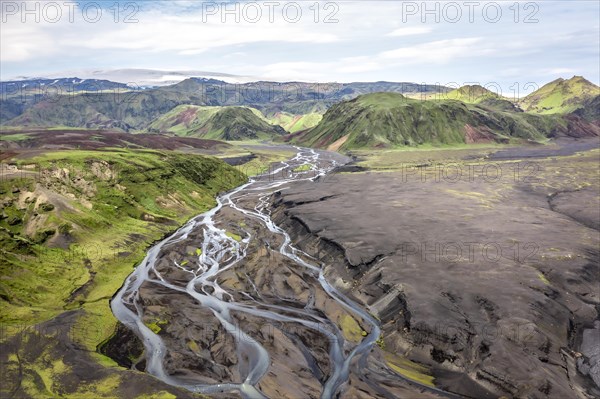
left=1, top=75, right=598, bottom=148
left=287, top=77, right=599, bottom=150
left=0, top=79, right=444, bottom=130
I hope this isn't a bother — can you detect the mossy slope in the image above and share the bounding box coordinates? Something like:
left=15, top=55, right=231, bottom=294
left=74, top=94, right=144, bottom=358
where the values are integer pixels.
left=0, top=149, right=245, bottom=398
left=265, top=111, right=323, bottom=133
left=147, top=105, right=286, bottom=140
left=520, top=76, right=600, bottom=114
left=289, top=92, right=599, bottom=150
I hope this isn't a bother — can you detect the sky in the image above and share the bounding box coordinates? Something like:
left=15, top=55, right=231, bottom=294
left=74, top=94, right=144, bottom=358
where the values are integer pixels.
left=1, top=0, right=599, bottom=94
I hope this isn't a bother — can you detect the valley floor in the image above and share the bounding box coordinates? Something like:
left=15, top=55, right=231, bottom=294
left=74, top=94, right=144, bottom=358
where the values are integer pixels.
left=1, top=137, right=598, bottom=398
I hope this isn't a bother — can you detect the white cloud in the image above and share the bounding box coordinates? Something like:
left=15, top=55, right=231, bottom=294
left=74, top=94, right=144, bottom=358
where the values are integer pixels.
left=540, top=68, right=577, bottom=75
left=380, top=38, right=485, bottom=64
left=1, top=2, right=341, bottom=63
left=261, top=62, right=333, bottom=81
left=1, top=19, right=56, bottom=62
left=78, top=15, right=340, bottom=54
left=387, top=27, right=433, bottom=37
left=36, top=68, right=259, bottom=85
left=337, top=61, right=382, bottom=74
left=260, top=37, right=488, bottom=80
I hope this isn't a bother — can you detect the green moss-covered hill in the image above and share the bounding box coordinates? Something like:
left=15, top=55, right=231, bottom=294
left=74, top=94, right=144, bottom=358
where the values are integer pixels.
left=1, top=149, right=245, bottom=323
left=148, top=105, right=286, bottom=140
left=265, top=111, right=323, bottom=133
left=0, top=149, right=245, bottom=398
left=442, top=85, right=523, bottom=112
left=288, top=92, right=599, bottom=150
left=444, top=85, right=501, bottom=104
left=520, top=76, right=600, bottom=115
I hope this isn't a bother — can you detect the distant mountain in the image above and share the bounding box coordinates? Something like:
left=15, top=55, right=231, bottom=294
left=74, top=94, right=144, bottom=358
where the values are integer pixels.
left=520, top=76, right=600, bottom=114
left=9, top=68, right=257, bottom=87
left=0, top=78, right=135, bottom=124
left=1, top=78, right=447, bottom=128
left=148, top=105, right=285, bottom=140
left=159, top=78, right=444, bottom=110
left=0, top=77, right=132, bottom=94
left=287, top=92, right=599, bottom=150
left=4, top=82, right=186, bottom=129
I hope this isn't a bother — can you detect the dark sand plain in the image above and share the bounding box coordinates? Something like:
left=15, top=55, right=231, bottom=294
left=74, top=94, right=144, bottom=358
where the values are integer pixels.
left=272, top=139, right=600, bottom=398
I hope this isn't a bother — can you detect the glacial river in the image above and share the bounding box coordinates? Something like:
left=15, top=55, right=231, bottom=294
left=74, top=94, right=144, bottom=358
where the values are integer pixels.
left=110, top=148, right=436, bottom=398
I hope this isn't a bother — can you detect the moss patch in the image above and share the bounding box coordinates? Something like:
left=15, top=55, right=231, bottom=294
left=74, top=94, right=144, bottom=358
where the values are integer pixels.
left=145, top=319, right=167, bottom=334
left=384, top=353, right=435, bottom=387
left=538, top=272, right=551, bottom=285
left=293, top=164, right=313, bottom=172
left=338, top=313, right=367, bottom=343
left=225, top=231, right=242, bottom=242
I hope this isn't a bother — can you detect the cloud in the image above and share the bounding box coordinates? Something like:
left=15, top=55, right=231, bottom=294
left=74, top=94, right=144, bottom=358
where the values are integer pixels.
left=259, top=37, right=488, bottom=80
left=1, top=2, right=341, bottom=63
left=261, top=62, right=333, bottom=81
left=337, top=60, right=382, bottom=74
left=79, top=15, right=340, bottom=54
left=1, top=0, right=598, bottom=90
left=387, top=27, right=433, bottom=37
left=1, top=17, right=56, bottom=62
left=380, top=38, right=485, bottom=63
left=34, top=68, right=260, bottom=85
left=540, top=68, right=577, bottom=75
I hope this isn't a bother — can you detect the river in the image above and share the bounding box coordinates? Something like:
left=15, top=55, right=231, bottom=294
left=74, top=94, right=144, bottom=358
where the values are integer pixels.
left=110, top=147, right=438, bottom=398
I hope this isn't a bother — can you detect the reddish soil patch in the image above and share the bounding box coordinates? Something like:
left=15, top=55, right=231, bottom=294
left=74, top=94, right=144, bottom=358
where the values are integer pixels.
left=464, top=124, right=499, bottom=144
left=326, top=134, right=349, bottom=152
left=174, top=107, right=199, bottom=127
left=282, top=129, right=311, bottom=143
left=0, top=129, right=230, bottom=158
left=0, top=150, right=18, bottom=161
left=562, top=115, right=600, bottom=138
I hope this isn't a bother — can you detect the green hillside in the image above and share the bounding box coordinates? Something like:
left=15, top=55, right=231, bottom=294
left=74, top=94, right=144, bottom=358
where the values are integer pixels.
left=440, top=85, right=522, bottom=112
left=444, top=85, right=500, bottom=104
left=1, top=150, right=246, bottom=324
left=4, top=77, right=598, bottom=146
left=0, top=149, right=245, bottom=397
left=148, top=105, right=286, bottom=140
left=571, top=94, right=600, bottom=122
left=288, top=92, right=598, bottom=151
left=267, top=111, right=323, bottom=132
left=520, top=76, right=600, bottom=114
